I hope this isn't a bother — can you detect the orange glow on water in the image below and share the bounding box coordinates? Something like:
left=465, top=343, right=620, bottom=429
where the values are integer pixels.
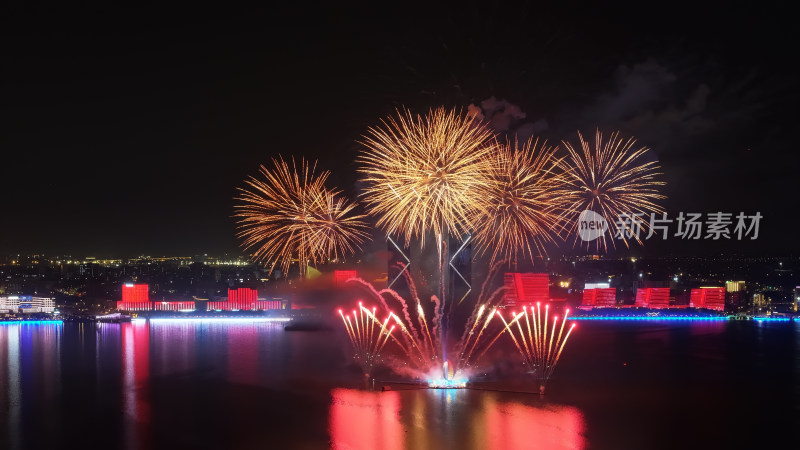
left=329, top=388, right=404, bottom=450
left=329, top=388, right=585, bottom=450
left=482, top=396, right=586, bottom=449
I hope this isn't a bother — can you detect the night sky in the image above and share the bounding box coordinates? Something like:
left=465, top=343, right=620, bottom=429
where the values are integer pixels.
left=2, top=2, right=797, bottom=257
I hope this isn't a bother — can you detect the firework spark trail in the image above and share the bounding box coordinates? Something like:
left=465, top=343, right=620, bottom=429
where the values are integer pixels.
left=371, top=315, right=391, bottom=354
left=477, top=259, right=508, bottom=305
left=389, top=312, right=427, bottom=362
left=475, top=310, right=524, bottom=363
left=345, top=277, right=425, bottom=346
left=458, top=304, right=486, bottom=359
left=503, top=303, right=577, bottom=384
left=457, top=259, right=508, bottom=351
left=456, top=284, right=509, bottom=360
left=417, top=303, right=437, bottom=357
left=495, top=311, right=526, bottom=357
left=398, top=263, right=421, bottom=304
left=389, top=289, right=421, bottom=348
left=342, top=283, right=512, bottom=375
left=235, top=157, right=368, bottom=277
left=400, top=267, right=443, bottom=354
left=514, top=313, right=532, bottom=360
left=557, top=130, right=666, bottom=252
left=430, top=295, right=444, bottom=356
left=339, top=305, right=398, bottom=376
left=398, top=264, right=436, bottom=355
left=339, top=310, right=356, bottom=347
left=463, top=307, right=505, bottom=366
left=362, top=306, right=395, bottom=357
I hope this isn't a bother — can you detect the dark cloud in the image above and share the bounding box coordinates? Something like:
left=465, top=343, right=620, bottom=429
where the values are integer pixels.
left=468, top=96, right=548, bottom=141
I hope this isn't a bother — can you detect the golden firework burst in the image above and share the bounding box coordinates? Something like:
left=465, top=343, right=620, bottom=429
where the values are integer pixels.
left=357, top=107, right=497, bottom=247
left=557, top=130, right=666, bottom=251
left=472, top=137, right=566, bottom=265
left=234, top=157, right=368, bottom=277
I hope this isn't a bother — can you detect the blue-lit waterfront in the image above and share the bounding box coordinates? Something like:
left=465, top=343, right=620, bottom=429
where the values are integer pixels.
left=1, top=319, right=798, bottom=449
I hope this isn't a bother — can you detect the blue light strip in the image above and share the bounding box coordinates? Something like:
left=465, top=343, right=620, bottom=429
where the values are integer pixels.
left=0, top=320, right=63, bottom=325
left=569, top=316, right=794, bottom=322
left=570, top=316, right=728, bottom=321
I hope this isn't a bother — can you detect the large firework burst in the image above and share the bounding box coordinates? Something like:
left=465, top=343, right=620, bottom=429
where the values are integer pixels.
left=472, top=137, right=566, bottom=265
left=234, top=157, right=368, bottom=277
left=558, top=130, right=666, bottom=251
left=357, top=107, right=497, bottom=247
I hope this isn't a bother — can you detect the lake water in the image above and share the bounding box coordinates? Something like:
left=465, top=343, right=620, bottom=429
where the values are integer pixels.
left=1, top=319, right=797, bottom=449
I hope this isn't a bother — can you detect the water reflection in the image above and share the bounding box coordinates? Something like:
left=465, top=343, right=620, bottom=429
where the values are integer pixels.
left=1, top=322, right=62, bottom=449
left=122, top=321, right=151, bottom=449
left=3, top=320, right=795, bottom=449
left=330, top=388, right=586, bottom=450
left=330, top=388, right=404, bottom=450
left=226, top=323, right=259, bottom=386
left=481, top=395, right=585, bottom=449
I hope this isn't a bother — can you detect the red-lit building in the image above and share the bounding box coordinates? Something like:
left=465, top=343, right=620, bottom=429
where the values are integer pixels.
left=118, top=283, right=152, bottom=311
left=208, top=288, right=257, bottom=311
left=256, top=300, right=284, bottom=310
left=690, top=287, right=726, bottom=311
left=334, top=270, right=357, bottom=287
left=504, top=273, right=549, bottom=306
left=123, top=283, right=149, bottom=303
left=152, top=301, right=196, bottom=311
left=635, top=288, right=670, bottom=309
left=207, top=288, right=284, bottom=311
left=582, top=288, right=617, bottom=308
left=229, top=287, right=257, bottom=310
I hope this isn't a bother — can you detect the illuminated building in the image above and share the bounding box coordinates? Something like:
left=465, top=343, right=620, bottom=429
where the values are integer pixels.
left=255, top=300, right=284, bottom=310
left=334, top=270, right=357, bottom=287
left=122, top=283, right=149, bottom=303
left=0, top=296, right=55, bottom=313
left=726, top=280, right=747, bottom=310
left=207, top=288, right=284, bottom=311
left=634, top=288, right=670, bottom=309
left=228, top=287, right=257, bottom=310
left=0, top=295, right=21, bottom=313
left=582, top=288, right=617, bottom=308
left=689, top=287, right=726, bottom=311
left=795, top=286, right=799, bottom=312
left=19, top=296, right=55, bottom=313
left=117, top=283, right=152, bottom=311
left=152, top=301, right=196, bottom=311
left=726, top=281, right=745, bottom=292
left=504, top=273, right=549, bottom=306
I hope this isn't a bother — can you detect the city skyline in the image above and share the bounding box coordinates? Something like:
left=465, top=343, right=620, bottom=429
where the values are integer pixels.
left=2, top=4, right=799, bottom=450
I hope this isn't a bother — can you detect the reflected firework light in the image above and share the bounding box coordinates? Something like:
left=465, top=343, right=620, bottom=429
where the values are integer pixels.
left=472, top=137, right=567, bottom=265
left=498, top=303, right=576, bottom=386
left=557, top=129, right=666, bottom=252
left=357, top=107, right=497, bottom=248
left=234, top=156, right=368, bottom=277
